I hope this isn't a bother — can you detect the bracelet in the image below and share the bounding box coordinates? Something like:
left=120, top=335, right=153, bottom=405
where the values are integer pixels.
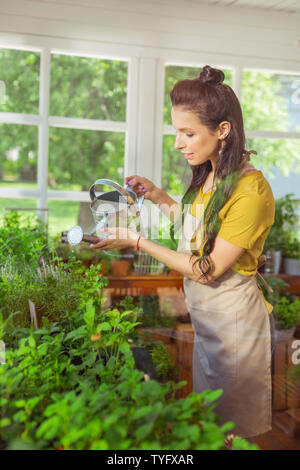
left=136, top=235, right=142, bottom=250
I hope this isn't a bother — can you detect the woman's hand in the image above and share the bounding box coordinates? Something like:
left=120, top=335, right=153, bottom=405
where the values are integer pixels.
left=89, top=227, right=139, bottom=251
left=125, top=175, right=162, bottom=204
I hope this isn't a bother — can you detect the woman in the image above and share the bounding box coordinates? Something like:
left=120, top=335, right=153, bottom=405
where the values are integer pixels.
left=91, top=65, right=275, bottom=440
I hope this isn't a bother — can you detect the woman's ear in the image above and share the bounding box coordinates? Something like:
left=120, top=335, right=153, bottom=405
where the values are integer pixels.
left=218, top=121, right=231, bottom=139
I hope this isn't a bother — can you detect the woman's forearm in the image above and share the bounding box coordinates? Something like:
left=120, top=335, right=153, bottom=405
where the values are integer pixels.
left=151, top=189, right=182, bottom=223
left=138, top=237, right=199, bottom=280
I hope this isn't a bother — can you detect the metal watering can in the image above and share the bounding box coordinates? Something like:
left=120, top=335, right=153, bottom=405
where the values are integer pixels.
left=62, top=179, right=145, bottom=255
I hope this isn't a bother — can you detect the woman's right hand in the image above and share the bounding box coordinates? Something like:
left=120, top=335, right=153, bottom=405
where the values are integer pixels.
left=124, top=175, right=162, bottom=204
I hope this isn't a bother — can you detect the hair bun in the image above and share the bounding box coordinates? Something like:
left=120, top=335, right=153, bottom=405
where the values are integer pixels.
left=199, top=65, right=225, bottom=86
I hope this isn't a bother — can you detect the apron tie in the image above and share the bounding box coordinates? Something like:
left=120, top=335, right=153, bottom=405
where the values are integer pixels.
left=256, top=255, right=274, bottom=294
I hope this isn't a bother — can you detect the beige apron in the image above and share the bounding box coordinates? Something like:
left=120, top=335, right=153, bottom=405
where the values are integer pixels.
left=177, top=210, right=272, bottom=439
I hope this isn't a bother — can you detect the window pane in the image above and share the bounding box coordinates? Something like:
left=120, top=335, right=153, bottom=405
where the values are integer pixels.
left=162, top=135, right=191, bottom=195
left=246, top=137, right=300, bottom=177
left=48, top=128, right=125, bottom=190
left=164, top=65, right=233, bottom=125
left=48, top=200, right=80, bottom=238
left=0, top=201, right=38, bottom=224
left=0, top=48, right=40, bottom=114
left=50, top=54, right=128, bottom=121
left=0, top=124, right=38, bottom=187
left=242, top=70, right=300, bottom=132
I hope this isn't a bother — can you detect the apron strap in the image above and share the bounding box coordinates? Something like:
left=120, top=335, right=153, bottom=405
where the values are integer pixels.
left=256, top=271, right=274, bottom=294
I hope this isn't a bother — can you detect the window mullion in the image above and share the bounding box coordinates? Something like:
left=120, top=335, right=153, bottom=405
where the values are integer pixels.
left=37, top=47, right=51, bottom=223
left=153, top=59, right=165, bottom=189
left=232, top=65, right=242, bottom=101
left=125, top=56, right=139, bottom=178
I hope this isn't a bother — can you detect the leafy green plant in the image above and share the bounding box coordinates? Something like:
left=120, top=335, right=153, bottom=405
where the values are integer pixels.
left=257, top=275, right=300, bottom=330
left=272, top=295, right=300, bottom=330
left=0, top=298, right=257, bottom=450
left=0, top=212, right=258, bottom=451
left=257, top=275, right=289, bottom=308
left=264, top=193, right=300, bottom=256
left=148, top=342, right=177, bottom=381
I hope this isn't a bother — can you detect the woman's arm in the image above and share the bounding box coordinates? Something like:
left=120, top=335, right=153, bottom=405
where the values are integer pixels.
left=138, top=234, right=245, bottom=283
left=91, top=228, right=245, bottom=284
left=124, top=175, right=181, bottom=222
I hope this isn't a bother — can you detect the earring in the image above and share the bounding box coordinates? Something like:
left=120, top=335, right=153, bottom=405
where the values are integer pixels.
left=218, top=138, right=226, bottom=157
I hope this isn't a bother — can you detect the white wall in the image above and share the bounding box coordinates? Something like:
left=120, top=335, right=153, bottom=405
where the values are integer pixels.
left=0, top=0, right=299, bottom=70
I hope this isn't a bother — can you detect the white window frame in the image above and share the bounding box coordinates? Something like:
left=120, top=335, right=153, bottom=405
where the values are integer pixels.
left=0, top=45, right=137, bottom=223
left=0, top=41, right=300, bottom=223
left=161, top=62, right=300, bottom=199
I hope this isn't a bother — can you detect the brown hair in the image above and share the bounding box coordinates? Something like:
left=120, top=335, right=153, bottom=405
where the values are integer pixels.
left=170, top=65, right=256, bottom=281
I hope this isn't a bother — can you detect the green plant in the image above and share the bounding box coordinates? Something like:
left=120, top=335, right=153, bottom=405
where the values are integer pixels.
left=257, top=275, right=289, bottom=307
left=148, top=343, right=177, bottom=381
left=0, top=213, right=258, bottom=450
left=0, top=297, right=257, bottom=450
left=272, top=295, right=300, bottom=330
left=0, top=211, right=47, bottom=267
left=264, top=193, right=300, bottom=255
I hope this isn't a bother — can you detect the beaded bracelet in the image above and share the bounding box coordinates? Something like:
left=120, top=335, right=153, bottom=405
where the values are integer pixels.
left=136, top=235, right=142, bottom=251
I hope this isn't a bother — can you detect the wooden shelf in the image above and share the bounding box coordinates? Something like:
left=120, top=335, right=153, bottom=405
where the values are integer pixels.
left=270, top=274, right=300, bottom=295
left=105, top=273, right=300, bottom=295
left=105, top=274, right=183, bottom=296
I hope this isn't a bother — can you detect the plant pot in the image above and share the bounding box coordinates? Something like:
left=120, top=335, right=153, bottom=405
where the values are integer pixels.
left=282, top=257, right=300, bottom=275
left=91, top=258, right=107, bottom=274
left=264, top=249, right=282, bottom=274
left=274, top=325, right=296, bottom=343
left=81, top=259, right=91, bottom=269
left=273, top=250, right=282, bottom=275
left=168, top=269, right=181, bottom=276
left=111, top=260, right=130, bottom=277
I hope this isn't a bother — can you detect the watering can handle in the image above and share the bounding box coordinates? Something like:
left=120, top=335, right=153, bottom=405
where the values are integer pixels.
left=89, top=178, right=132, bottom=202
left=89, top=178, right=144, bottom=212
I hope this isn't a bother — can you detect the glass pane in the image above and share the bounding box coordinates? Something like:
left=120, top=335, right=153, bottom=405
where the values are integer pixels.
left=246, top=137, right=300, bottom=178
left=50, top=54, right=128, bottom=121
left=0, top=124, right=38, bottom=188
left=164, top=65, right=233, bottom=125
left=48, top=200, right=80, bottom=238
left=0, top=200, right=38, bottom=225
left=48, top=128, right=125, bottom=190
left=162, top=135, right=191, bottom=195
left=0, top=48, right=40, bottom=114
left=242, top=70, right=300, bottom=132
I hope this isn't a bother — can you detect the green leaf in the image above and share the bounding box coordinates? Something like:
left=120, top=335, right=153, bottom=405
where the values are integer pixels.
left=65, top=326, right=87, bottom=342
left=134, top=421, right=155, bottom=441
left=97, top=322, right=111, bottom=332
left=203, top=388, right=223, bottom=403
left=0, top=418, right=11, bottom=427
left=28, top=336, right=36, bottom=348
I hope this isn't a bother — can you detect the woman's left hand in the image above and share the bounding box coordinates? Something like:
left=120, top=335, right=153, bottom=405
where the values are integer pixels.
left=89, top=227, right=139, bottom=251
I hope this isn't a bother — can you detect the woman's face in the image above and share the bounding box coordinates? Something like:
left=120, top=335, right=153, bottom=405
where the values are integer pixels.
left=171, top=106, right=220, bottom=166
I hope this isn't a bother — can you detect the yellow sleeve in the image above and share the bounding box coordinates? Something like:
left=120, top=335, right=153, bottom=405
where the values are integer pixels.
left=218, top=192, right=274, bottom=250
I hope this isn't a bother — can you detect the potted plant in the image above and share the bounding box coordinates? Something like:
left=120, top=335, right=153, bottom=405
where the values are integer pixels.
left=111, top=254, right=132, bottom=276
left=264, top=193, right=300, bottom=274
left=272, top=294, right=300, bottom=342
left=281, top=232, right=300, bottom=275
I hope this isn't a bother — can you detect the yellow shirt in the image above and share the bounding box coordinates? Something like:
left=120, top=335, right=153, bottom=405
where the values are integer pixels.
left=190, top=171, right=275, bottom=314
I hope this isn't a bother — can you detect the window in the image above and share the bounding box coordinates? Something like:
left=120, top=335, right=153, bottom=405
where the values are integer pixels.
left=0, top=47, right=129, bottom=235
left=242, top=70, right=300, bottom=133
left=50, top=54, right=127, bottom=121
left=0, top=49, right=40, bottom=114
left=48, top=128, right=125, bottom=191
